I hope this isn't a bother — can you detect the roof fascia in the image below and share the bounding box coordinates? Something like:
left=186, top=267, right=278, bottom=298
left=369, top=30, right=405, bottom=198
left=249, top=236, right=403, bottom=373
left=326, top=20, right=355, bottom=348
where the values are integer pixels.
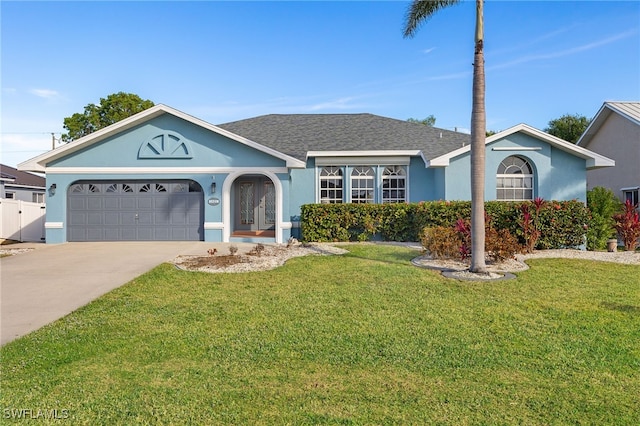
left=307, top=150, right=428, bottom=167
left=18, top=104, right=305, bottom=171
left=576, top=102, right=610, bottom=147
left=427, top=123, right=615, bottom=169
left=577, top=101, right=640, bottom=147
left=307, top=150, right=422, bottom=158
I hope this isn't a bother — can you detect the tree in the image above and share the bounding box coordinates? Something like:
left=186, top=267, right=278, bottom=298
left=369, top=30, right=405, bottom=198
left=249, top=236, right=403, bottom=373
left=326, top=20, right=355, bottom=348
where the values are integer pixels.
left=404, top=0, right=487, bottom=273
left=407, top=115, right=436, bottom=126
left=545, top=113, right=591, bottom=144
left=62, top=92, right=155, bottom=142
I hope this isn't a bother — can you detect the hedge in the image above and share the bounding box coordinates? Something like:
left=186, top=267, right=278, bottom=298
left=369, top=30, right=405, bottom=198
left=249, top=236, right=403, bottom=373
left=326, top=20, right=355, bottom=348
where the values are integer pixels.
left=300, top=200, right=590, bottom=249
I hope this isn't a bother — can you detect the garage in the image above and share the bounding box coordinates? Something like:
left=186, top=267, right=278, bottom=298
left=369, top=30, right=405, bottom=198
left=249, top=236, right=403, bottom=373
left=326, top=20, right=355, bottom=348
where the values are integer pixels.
left=67, top=180, right=203, bottom=241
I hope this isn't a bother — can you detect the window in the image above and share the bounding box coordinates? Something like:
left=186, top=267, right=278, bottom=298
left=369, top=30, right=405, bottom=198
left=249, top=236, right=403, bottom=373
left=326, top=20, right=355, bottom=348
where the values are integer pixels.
left=497, top=156, right=534, bottom=200
left=32, top=192, right=45, bottom=203
left=5, top=191, right=15, bottom=199
left=320, top=166, right=343, bottom=203
left=623, top=188, right=639, bottom=207
left=350, top=166, right=374, bottom=203
left=382, top=166, right=407, bottom=203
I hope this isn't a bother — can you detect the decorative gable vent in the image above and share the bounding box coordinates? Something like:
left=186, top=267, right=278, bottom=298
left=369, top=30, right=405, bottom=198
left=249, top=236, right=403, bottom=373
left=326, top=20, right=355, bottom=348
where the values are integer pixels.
left=138, top=132, right=193, bottom=159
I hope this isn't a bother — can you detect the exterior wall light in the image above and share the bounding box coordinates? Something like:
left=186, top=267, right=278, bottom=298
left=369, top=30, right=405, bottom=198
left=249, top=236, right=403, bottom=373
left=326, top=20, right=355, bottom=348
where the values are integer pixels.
left=211, top=179, right=216, bottom=194
left=49, top=183, right=57, bottom=196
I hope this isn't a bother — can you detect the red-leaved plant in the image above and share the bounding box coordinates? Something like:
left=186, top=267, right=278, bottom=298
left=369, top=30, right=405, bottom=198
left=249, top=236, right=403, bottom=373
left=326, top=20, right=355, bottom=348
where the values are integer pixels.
left=455, top=218, right=472, bottom=259
left=613, top=200, right=640, bottom=251
left=521, top=197, right=545, bottom=253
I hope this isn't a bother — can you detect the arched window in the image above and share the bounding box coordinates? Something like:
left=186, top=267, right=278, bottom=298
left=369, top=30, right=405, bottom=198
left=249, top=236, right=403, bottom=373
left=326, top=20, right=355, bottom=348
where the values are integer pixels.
left=497, top=156, right=534, bottom=200
left=382, top=166, right=406, bottom=203
left=319, top=166, right=343, bottom=203
left=350, top=166, right=374, bottom=203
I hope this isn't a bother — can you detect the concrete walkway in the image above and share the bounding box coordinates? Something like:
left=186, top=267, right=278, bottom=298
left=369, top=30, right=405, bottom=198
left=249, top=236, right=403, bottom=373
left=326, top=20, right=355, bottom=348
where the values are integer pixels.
left=0, top=241, right=254, bottom=346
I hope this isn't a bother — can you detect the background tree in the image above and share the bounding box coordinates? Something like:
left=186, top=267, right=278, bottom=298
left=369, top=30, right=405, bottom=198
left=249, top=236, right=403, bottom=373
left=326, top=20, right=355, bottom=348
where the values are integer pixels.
left=407, top=115, right=436, bottom=126
left=62, top=92, right=155, bottom=142
left=544, top=113, right=591, bottom=144
left=404, top=0, right=488, bottom=273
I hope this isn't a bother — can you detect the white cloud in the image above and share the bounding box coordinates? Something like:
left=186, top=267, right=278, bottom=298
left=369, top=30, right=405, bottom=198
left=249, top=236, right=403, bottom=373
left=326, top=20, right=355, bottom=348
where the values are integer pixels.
left=29, top=88, right=60, bottom=99
left=489, top=28, right=638, bottom=71
left=422, top=47, right=436, bottom=54
left=308, top=97, right=365, bottom=111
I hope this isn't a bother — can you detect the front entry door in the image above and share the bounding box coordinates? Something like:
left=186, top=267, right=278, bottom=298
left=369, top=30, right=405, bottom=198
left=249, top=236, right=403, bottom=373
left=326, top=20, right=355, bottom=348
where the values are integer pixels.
left=235, top=177, right=276, bottom=232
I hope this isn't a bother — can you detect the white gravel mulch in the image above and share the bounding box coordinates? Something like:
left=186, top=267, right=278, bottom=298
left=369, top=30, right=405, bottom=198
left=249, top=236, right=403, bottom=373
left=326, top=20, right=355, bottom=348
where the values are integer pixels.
left=413, top=248, right=639, bottom=280
left=172, top=243, right=348, bottom=273
left=0, top=248, right=35, bottom=256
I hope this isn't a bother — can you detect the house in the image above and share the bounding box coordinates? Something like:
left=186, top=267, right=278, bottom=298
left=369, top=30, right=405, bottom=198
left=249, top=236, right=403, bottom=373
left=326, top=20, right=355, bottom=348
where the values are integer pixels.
left=17, top=104, right=614, bottom=244
left=0, top=164, right=46, bottom=203
left=576, top=101, right=640, bottom=205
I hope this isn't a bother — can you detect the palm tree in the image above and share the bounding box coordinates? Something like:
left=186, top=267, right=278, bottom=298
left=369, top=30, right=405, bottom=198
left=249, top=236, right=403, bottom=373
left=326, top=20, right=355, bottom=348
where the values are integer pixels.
left=404, top=0, right=487, bottom=273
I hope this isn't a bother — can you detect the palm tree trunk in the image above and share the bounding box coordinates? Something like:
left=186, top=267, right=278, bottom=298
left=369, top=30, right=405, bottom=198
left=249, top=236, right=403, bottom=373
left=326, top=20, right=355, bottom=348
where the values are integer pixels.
left=469, top=0, right=487, bottom=273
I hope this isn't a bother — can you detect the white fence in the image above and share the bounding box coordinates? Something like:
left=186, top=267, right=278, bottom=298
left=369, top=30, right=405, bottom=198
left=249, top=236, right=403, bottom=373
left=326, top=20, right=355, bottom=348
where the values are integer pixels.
left=0, top=199, right=46, bottom=242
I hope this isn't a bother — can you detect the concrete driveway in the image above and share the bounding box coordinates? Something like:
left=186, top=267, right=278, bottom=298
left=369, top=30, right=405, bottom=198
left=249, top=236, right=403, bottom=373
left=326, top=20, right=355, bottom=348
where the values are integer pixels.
left=0, top=241, right=241, bottom=346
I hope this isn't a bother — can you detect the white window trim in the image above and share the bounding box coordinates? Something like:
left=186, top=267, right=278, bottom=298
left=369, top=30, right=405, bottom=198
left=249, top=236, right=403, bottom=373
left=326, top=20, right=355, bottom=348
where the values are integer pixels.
left=318, top=166, right=344, bottom=204
left=316, top=165, right=410, bottom=204
left=349, top=166, right=375, bottom=203
left=381, top=165, right=408, bottom=203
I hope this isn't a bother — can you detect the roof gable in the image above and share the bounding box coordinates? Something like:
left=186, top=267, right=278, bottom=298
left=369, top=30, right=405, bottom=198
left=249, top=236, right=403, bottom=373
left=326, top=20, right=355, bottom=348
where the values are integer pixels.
left=428, top=123, right=615, bottom=169
left=577, top=101, right=640, bottom=147
left=18, top=105, right=305, bottom=172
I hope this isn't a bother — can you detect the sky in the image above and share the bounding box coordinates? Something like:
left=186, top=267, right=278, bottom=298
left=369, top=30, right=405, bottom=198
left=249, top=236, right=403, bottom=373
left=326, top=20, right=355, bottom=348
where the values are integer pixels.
left=1, top=1, right=639, bottom=169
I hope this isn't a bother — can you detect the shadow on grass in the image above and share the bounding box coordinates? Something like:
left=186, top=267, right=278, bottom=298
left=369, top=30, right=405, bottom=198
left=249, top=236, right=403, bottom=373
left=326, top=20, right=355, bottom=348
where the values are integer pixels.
left=600, top=301, right=640, bottom=314
left=336, top=244, right=421, bottom=267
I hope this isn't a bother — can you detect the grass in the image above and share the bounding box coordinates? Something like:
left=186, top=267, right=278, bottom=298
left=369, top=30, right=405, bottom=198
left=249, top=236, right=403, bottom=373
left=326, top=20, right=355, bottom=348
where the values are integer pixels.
left=1, top=245, right=639, bottom=424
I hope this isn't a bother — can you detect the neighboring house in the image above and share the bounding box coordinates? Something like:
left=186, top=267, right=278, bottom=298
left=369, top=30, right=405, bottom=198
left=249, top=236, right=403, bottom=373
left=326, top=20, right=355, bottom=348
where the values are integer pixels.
left=18, top=104, right=613, bottom=244
left=577, top=101, right=640, bottom=205
left=0, top=164, right=46, bottom=202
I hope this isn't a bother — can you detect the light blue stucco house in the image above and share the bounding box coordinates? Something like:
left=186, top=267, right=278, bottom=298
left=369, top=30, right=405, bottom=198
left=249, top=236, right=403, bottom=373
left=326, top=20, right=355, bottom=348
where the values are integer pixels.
left=18, top=104, right=614, bottom=244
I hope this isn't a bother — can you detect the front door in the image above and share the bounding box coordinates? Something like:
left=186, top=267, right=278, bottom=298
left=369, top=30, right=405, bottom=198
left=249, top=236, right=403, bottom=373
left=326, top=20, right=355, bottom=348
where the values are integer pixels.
left=235, top=177, right=276, bottom=232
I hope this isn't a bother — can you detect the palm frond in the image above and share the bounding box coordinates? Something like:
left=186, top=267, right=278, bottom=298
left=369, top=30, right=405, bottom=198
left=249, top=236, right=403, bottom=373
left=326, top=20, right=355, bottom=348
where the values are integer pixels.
left=403, top=0, right=461, bottom=38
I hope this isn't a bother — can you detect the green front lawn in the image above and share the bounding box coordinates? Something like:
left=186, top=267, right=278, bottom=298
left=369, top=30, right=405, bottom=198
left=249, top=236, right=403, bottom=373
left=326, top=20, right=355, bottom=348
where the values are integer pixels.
left=1, top=245, right=639, bottom=424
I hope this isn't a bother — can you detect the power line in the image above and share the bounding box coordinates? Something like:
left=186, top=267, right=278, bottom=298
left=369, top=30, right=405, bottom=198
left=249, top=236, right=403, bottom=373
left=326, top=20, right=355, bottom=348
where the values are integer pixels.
left=0, top=132, right=62, bottom=135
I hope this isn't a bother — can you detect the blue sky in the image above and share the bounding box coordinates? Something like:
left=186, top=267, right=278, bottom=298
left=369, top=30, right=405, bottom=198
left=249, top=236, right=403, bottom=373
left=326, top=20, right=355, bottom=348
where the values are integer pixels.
left=2, top=1, right=639, bottom=168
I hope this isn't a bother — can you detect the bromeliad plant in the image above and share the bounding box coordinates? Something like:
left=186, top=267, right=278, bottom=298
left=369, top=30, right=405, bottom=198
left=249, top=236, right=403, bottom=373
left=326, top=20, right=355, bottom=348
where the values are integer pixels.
left=613, top=200, right=640, bottom=251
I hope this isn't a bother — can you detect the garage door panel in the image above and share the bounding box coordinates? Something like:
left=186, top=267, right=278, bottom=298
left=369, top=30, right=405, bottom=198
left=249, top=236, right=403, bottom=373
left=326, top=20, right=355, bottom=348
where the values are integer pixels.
left=137, top=212, right=153, bottom=225
left=69, top=198, right=86, bottom=210
left=121, top=228, right=138, bottom=240
left=104, top=228, right=120, bottom=240
left=155, top=197, right=170, bottom=210
left=68, top=212, right=87, bottom=226
left=87, top=212, right=103, bottom=226
left=154, top=212, right=170, bottom=225
left=68, top=180, right=203, bottom=242
left=104, top=212, right=119, bottom=226
left=154, top=228, right=170, bottom=240
left=87, top=198, right=103, bottom=210
left=137, top=197, right=153, bottom=209
left=86, top=228, right=103, bottom=241
left=120, top=198, right=136, bottom=210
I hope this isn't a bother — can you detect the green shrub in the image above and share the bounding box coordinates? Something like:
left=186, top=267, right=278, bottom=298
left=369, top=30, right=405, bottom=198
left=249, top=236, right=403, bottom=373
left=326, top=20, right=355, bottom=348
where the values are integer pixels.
left=586, top=187, right=622, bottom=250
left=301, top=200, right=589, bottom=249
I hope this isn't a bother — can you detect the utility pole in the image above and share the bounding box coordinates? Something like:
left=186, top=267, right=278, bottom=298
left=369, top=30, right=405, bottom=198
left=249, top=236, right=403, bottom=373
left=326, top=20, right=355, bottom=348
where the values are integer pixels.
left=51, top=133, right=60, bottom=150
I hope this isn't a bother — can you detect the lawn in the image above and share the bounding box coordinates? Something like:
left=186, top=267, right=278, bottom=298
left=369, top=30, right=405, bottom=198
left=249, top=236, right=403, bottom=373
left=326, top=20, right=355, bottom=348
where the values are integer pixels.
left=1, top=245, right=639, bottom=425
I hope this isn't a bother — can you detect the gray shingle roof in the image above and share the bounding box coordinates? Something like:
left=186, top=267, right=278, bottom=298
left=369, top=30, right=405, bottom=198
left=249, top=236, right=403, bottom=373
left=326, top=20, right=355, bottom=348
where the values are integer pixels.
left=217, top=113, right=470, bottom=161
left=0, top=164, right=45, bottom=188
